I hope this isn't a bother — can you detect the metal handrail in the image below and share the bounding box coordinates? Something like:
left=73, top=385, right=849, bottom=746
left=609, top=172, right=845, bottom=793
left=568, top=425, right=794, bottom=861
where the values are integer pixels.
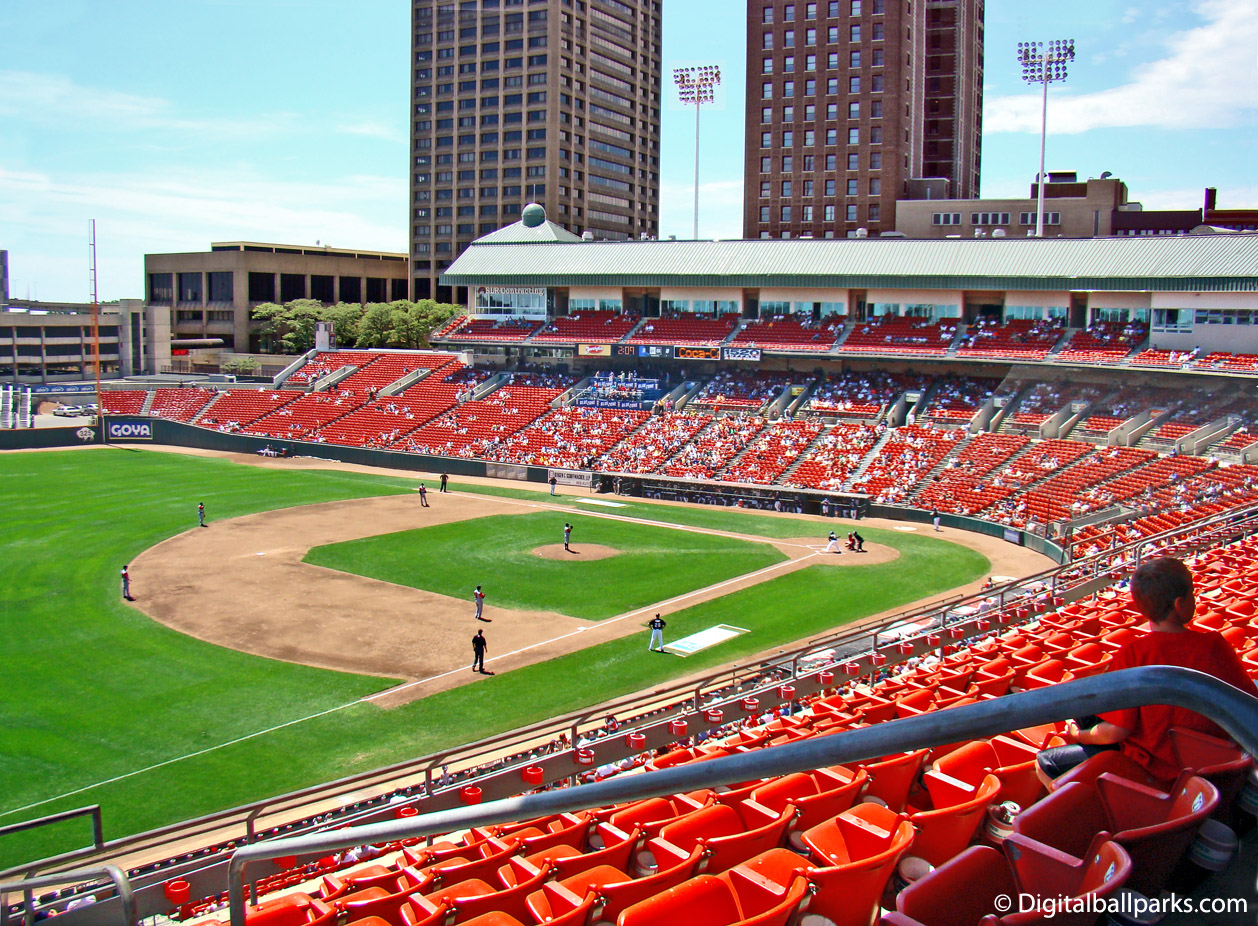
left=227, top=666, right=1258, bottom=925
left=0, top=865, right=134, bottom=926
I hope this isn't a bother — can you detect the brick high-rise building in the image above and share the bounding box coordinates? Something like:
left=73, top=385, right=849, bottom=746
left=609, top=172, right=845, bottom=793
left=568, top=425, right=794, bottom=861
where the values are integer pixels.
left=410, top=0, right=663, bottom=303
left=743, top=0, right=983, bottom=240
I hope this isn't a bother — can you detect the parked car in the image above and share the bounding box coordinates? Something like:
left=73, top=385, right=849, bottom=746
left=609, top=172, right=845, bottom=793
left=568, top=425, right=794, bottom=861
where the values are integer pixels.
left=53, top=404, right=85, bottom=417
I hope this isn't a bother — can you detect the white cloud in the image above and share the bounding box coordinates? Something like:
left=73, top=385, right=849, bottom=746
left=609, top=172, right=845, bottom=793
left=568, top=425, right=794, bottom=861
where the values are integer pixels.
left=0, top=165, right=405, bottom=302
left=0, top=70, right=401, bottom=144
left=986, top=0, right=1258, bottom=134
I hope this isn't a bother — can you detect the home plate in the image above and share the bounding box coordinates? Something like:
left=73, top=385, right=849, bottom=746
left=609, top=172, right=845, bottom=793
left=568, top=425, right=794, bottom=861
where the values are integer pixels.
left=577, top=498, right=627, bottom=507
left=663, top=624, right=749, bottom=657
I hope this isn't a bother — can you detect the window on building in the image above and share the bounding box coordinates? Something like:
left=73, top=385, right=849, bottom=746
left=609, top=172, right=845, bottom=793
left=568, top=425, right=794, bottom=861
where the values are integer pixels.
left=781, top=205, right=793, bottom=221
left=846, top=204, right=858, bottom=221
left=932, top=213, right=962, bottom=226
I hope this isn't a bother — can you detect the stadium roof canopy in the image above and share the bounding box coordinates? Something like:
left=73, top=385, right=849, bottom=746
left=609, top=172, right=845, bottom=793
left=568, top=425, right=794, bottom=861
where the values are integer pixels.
left=444, top=229, right=1258, bottom=293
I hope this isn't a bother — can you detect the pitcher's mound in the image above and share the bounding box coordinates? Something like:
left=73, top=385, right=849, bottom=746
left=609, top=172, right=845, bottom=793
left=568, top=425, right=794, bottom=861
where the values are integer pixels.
left=532, top=543, right=620, bottom=561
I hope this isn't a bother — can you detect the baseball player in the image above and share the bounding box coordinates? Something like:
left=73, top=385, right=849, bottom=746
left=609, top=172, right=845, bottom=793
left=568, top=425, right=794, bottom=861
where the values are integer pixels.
left=564, top=522, right=572, bottom=551
left=648, top=614, right=667, bottom=652
left=419, top=483, right=429, bottom=507
left=472, top=629, right=488, bottom=673
left=473, top=585, right=488, bottom=621
left=825, top=530, right=843, bottom=554
left=197, top=502, right=206, bottom=527
left=121, top=565, right=133, bottom=601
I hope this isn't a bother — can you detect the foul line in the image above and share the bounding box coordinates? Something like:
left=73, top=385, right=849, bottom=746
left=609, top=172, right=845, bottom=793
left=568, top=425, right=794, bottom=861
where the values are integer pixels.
left=2, top=492, right=821, bottom=818
left=365, top=549, right=821, bottom=703
left=0, top=701, right=365, bottom=821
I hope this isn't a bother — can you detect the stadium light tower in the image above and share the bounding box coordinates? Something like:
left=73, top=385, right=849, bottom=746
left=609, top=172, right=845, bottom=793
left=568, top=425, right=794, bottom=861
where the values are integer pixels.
left=1018, top=39, right=1075, bottom=238
left=674, top=65, right=721, bottom=240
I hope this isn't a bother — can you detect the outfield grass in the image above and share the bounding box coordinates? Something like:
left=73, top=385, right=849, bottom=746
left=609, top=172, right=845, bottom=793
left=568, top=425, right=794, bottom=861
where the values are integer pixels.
left=0, top=449, right=990, bottom=868
left=305, top=512, right=787, bottom=620
left=447, top=482, right=837, bottom=540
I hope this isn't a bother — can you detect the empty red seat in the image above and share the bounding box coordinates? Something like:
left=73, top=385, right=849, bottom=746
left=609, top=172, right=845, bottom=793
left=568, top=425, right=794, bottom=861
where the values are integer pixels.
left=906, top=771, right=1001, bottom=866
left=933, top=735, right=1043, bottom=810
left=532, top=838, right=702, bottom=925
left=884, top=832, right=1132, bottom=926
left=617, top=864, right=809, bottom=926
left=1014, top=771, right=1218, bottom=896
left=658, top=799, right=795, bottom=874
left=239, top=894, right=335, bottom=926
left=860, top=749, right=928, bottom=811
left=751, top=764, right=868, bottom=836
left=797, top=802, right=916, bottom=926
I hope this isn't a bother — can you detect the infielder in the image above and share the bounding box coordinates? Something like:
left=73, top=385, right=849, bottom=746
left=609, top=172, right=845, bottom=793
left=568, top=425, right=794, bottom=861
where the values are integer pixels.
left=648, top=614, right=667, bottom=652
left=473, top=584, right=487, bottom=621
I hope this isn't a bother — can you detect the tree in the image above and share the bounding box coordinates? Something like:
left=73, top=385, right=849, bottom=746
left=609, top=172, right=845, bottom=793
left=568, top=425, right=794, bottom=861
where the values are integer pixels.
left=222, top=356, right=260, bottom=376
left=252, top=298, right=461, bottom=354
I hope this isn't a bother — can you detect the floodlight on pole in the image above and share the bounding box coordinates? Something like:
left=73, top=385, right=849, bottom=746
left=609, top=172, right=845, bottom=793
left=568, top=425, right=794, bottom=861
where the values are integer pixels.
left=1017, top=38, right=1075, bottom=238
left=673, top=64, right=721, bottom=240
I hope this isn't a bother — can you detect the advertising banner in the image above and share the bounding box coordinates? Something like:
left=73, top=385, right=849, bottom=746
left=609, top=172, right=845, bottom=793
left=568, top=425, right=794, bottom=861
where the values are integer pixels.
left=107, top=421, right=153, bottom=440
left=674, top=346, right=722, bottom=361
left=577, top=344, right=612, bottom=357
left=636, top=345, right=673, bottom=358
left=722, top=347, right=762, bottom=361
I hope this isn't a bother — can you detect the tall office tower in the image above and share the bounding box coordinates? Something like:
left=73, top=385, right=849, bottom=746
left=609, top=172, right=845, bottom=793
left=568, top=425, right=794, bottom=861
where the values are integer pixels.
left=922, top=0, right=982, bottom=199
left=410, top=0, right=663, bottom=302
left=743, top=0, right=983, bottom=240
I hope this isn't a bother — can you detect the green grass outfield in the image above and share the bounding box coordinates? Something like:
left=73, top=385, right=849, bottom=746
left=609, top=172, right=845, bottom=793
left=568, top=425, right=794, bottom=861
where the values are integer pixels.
left=0, top=449, right=988, bottom=867
left=305, top=512, right=787, bottom=620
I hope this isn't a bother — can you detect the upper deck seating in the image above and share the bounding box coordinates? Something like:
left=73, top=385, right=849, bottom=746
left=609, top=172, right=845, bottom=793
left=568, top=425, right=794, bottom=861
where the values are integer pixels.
left=840, top=317, right=957, bottom=356
left=532, top=311, right=639, bottom=344
left=446, top=318, right=544, bottom=342
left=625, top=313, right=740, bottom=347
left=1055, top=322, right=1147, bottom=364
left=955, top=318, right=1064, bottom=360
left=730, top=314, right=843, bottom=352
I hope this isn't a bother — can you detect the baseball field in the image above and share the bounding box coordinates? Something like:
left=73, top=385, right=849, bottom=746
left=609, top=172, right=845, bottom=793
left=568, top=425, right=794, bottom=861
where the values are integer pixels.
left=0, top=446, right=1024, bottom=868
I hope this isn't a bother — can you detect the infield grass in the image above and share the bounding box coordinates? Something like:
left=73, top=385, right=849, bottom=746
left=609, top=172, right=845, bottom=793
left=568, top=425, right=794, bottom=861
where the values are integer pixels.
left=304, top=512, right=788, bottom=620
left=1, top=448, right=990, bottom=868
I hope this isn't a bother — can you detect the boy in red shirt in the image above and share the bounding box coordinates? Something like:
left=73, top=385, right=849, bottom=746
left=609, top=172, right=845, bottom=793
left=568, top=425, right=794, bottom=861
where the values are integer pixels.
left=1037, top=557, right=1253, bottom=786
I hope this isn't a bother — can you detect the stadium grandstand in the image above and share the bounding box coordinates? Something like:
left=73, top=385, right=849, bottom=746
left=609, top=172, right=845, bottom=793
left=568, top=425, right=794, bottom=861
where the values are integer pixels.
left=10, top=216, right=1258, bottom=925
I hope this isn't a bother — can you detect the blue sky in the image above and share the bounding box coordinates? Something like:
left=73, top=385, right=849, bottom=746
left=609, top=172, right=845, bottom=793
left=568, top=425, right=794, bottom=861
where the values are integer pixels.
left=1, top=0, right=1255, bottom=302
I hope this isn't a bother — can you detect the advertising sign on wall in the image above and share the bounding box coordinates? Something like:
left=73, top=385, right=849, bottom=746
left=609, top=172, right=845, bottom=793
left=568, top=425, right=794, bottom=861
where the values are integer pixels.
left=722, top=347, right=762, bottom=361
left=674, top=346, right=722, bottom=361
left=107, top=421, right=153, bottom=440
left=577, top=344, right=612, bottom=357
left=637, top=345, right=673, bottom=358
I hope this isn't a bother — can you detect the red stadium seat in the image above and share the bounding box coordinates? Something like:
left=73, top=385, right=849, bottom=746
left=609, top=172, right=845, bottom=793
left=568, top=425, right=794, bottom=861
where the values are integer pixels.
left=933, top=735, right=1044, bottom=810
left=1014, top=772, right=1218, bottom=896
left=886, top=832, right=1132, bottom=926
left=860, top=749, right=929, bottom=811
left=658, top=799, right=795, bottom=874
left=798, top=802, right=916, bottom=926
left=617, top=865, right=809, bottom=926
left=905, top=771, right=1001, bottom=866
